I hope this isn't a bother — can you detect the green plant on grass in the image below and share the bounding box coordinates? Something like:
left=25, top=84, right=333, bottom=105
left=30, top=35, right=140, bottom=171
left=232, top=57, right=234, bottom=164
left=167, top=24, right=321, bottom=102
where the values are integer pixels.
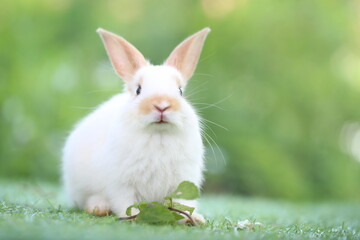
left=120, top=181, right=200, bottom=225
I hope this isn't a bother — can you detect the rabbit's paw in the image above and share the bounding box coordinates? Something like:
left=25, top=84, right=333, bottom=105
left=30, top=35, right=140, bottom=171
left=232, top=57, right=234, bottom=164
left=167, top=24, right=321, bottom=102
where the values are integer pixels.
left=85, top=195, right=111, bottom=216
left=178, top=212, right=206, bottom=225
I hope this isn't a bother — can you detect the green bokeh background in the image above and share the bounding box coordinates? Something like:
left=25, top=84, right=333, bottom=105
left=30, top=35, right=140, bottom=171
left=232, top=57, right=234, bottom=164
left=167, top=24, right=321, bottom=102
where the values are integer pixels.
left=1, top=0, right=360, bottom=200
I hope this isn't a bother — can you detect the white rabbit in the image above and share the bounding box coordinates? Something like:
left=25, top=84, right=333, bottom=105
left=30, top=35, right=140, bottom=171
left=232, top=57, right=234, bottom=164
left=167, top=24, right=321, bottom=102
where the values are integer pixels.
left=62, top=27, right=211, bottom=223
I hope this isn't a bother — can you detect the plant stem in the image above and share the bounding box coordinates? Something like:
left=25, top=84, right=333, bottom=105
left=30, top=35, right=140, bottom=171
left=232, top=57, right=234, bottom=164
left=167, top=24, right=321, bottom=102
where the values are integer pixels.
left=118, top=214, right=138, bottom=221
left=168, top=207, right=196, bottom=226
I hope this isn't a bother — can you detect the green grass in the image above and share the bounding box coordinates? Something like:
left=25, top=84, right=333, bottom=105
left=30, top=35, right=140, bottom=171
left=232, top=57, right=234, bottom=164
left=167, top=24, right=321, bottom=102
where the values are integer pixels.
left=0, top=180, right=359, bottom=240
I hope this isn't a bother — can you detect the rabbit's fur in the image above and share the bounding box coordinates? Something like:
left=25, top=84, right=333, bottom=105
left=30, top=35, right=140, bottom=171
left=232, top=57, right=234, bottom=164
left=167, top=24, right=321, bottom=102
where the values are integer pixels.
left=62, top=28, right=210, bottom=222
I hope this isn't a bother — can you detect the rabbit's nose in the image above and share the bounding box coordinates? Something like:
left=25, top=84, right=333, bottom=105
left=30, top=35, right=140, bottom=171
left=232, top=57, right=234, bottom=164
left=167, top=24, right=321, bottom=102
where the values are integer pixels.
left=154, top=104, right=170, bottom=113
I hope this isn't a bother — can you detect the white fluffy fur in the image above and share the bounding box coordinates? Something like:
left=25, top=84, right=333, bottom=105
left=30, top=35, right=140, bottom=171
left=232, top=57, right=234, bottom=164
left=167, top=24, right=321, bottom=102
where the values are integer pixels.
left=62, top=29, right=210, bottom=221
left=62, top=66, right=204, bottom=217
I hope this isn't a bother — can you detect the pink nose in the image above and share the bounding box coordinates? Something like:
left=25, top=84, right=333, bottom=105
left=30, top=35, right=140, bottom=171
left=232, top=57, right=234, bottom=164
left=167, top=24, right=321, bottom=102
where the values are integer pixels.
left=154, top=105, right=170, bottom=113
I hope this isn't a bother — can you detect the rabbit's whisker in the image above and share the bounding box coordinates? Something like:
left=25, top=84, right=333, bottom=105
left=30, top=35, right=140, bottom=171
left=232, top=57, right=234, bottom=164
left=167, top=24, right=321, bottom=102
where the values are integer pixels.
left=201, top=118, right=228, bottom=131
left=201, top=125, right=226, bottom=165
left=192, top=102, right=225, bottom=111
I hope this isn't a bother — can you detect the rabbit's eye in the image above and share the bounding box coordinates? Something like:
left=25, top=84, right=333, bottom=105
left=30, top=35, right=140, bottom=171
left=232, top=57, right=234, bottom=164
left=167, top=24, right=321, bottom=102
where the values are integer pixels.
left=136, top=85, right=142, bottom=95
left=179, top=87, right=183, bottom=96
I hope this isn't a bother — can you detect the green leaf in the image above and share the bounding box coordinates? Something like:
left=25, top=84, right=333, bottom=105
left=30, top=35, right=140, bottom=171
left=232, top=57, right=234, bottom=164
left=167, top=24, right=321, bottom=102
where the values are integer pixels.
left=137, top=201, right=155, bottom=210
left=171, top=211, right=185, bottom=221
left=126, top=205, right=134, bottom=216
left=166, top=181, right=200, bottom=200
left=172, top=202, right=195, bottom=215
left=126, top=201, right=161, bottom=216
left=163, top=199, right=195, bottom=215
left=136, top=204, right=178, bottom=224
left=125, top=201, right=140, bottom=216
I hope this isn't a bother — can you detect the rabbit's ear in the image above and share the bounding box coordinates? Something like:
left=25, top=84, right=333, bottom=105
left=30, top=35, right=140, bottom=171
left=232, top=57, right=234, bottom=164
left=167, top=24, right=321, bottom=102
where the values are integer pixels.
left=165, top=28, right=211, bottom=81
left=97, top=28, right=148, bottom=82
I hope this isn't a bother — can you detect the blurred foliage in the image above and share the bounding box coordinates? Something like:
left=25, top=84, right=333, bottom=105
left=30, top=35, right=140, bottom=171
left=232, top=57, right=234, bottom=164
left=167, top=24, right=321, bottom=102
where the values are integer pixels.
left=1, top=0, right=360, bottom=200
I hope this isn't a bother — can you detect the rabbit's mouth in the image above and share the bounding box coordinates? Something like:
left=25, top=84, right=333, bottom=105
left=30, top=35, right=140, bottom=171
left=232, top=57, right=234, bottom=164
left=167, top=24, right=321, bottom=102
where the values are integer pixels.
left=148, top=110, right=179, bottom=126
left=154, top=112, right=170, bottom=124
left=156, top=120, right=168, bottom=124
